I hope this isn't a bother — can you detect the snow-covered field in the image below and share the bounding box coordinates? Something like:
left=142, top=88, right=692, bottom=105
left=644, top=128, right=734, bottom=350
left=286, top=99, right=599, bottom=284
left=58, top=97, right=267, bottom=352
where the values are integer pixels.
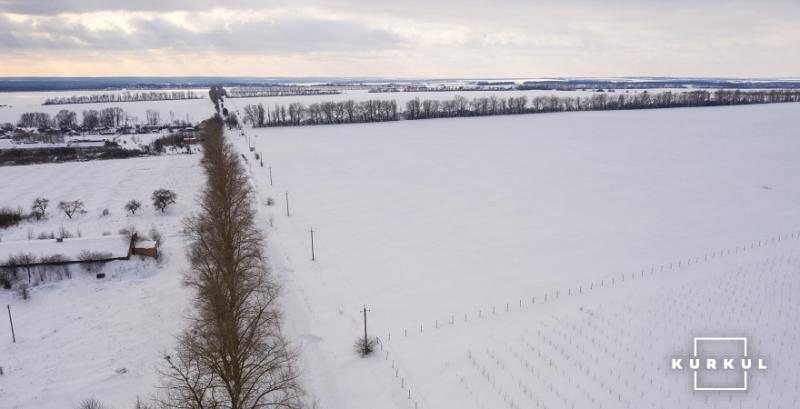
left=234, top=102, right=800, bottom=409
left=0, top=88, right=663, bottom=128
left=0, top=154, right=204, bottom=408
left=2, top=97, right=800, bottom=409
left=0, top=89, right=209, bottom=126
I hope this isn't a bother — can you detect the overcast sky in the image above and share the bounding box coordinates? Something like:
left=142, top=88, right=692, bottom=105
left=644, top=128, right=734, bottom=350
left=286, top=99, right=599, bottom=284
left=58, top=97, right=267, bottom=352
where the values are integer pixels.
left=0, top=0, right=798, bottom=77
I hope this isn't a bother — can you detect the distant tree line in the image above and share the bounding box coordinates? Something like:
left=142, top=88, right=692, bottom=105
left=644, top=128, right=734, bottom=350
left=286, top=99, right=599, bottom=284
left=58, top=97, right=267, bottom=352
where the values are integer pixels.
left=16, top=107, right=128, bottom=129
left=238, top=89, right=800, bottom=128
left=517, top=80, right=800, bottom=91
left=406, top=89, right=800, bottom=119
left=227, top=86, right=340, bottom=98
left=13, top=107, right=195, bottom=130
left=43, top=90, right=203, bottom=105
left=369, top=85, right=513, bottom=93
left=241, top=99, right=399, bottom=127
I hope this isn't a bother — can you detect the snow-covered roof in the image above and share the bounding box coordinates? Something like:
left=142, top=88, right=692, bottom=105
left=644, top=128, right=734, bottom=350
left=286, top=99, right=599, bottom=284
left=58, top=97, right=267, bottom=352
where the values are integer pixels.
left=133, top=240, right=157, bottom=249
left=67, top=140, right=106, bottom=148
left=0, top=235, right=130, bottom=264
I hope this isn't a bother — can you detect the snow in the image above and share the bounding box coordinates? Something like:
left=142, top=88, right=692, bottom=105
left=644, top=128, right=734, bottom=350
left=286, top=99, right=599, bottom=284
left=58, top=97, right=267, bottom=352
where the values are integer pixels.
left=0, top=236, right=131, bottom=263
left=0, top=154, right=205, bottom=408
left=1, top=94, right=799, bottom=408
left=0, top=89, right=210, bottom=126
left=0, top=88, right=671, bottom=128
left=66, top=141, right=107, bottom=148
left=234, top=102, right=800, bottom=409
left=133, top=240, right=157, bottom=249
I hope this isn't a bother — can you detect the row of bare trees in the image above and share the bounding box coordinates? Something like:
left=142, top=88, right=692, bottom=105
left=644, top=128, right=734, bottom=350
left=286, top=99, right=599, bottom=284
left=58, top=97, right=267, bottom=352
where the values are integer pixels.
left=405, top=89, right=800, bottom=119
left=12, top=108, right=196, bottom=130
left=43, top=91, right=202, bottom=105
left=16, top=107, right=129, bottom=129
left=159, top=116, right=303, bottom=408
left=227, top=87, right=339, bottom=98
left=241, top=99, right=399, bottom=127
left=236, top=89, right=800, bottom=128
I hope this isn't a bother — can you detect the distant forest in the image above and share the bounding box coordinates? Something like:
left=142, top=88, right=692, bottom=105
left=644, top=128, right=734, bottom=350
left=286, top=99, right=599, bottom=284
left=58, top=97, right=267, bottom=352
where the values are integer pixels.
left=239, top=89, right=800, bottom=128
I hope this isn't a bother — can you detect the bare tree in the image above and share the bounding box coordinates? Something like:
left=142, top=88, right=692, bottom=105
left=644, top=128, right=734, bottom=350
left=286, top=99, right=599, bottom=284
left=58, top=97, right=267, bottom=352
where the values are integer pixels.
left=146, top=109, right=161, bottom=126
left=125, top=199, right=142, bottom=215
left=82, top=110, right=100, bottom=129
left=99, top=107, right=126, bottom=128
left=31, top=197, right=50, bottom=220
left=58, top=200, right=85, bottom=219
left=159, top=116, right=303, bottom=409
left=14, top=253, right=37, bottom=284
left=152, top=189, right=177, bottom=213
left=54, top=110, right=78, bottom=128
left=17, top=112, right=52, bottom=128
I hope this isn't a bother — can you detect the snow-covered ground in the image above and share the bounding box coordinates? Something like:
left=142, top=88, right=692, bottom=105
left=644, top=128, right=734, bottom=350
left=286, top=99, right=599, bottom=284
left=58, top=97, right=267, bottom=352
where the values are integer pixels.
left=0, top=154, right=205, bottom=408
left=0, top=89, right=209, bottom=126
left=0, top=88, right=667, bottom=128
left=2, top=97, right=799, bottom=409
left=233, top=102, right=800, bottom=409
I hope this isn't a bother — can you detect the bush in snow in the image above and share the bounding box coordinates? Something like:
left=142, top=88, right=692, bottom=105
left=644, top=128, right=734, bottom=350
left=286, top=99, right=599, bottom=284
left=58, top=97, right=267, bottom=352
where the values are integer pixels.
left=101, top=208, right=110, bottom=217
left=125, top=199, right=142, bottom=215
left=58, top=200, right=85, bottom=219
left=36, top=231, right=55, bottom=240
left=0, top=207, right=27, bottom=229
left=30, top=197, right=49, bottom=221
left=0, top=255, right=22, bottom=289
left=76, top=398, right=107, bottom=409
left=0, top=268, right=13, bottom=289
left=151, top=189, right=177, bottom=213
left=353, top=336, right=377, bottom=357
left=0, top=277, right=11, bottom=290
left=266, top=197, right=275, bottom=206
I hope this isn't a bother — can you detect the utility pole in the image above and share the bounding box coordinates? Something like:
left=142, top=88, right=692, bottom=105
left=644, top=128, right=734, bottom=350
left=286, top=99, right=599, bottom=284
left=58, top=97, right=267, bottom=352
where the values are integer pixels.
left=361, top=305, right=370, bottom=347
left=7, top=304, right=15, bottom=343
left=310, top=227, right=316, bottom=261
left=285, top=192, right=290, bottom=217
left=269, top=166, right=273, bottom=186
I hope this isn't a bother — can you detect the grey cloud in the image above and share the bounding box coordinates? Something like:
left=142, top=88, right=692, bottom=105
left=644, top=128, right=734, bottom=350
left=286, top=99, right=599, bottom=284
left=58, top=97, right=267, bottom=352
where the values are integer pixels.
left=3, top=0, right=798, bottom=15
left=0, top=0, right=267, bottom=14
left=0, top=14, right=403, bottom=53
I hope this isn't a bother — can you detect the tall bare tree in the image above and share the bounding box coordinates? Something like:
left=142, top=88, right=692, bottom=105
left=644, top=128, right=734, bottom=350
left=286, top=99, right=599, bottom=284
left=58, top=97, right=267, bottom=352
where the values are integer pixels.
left=159, top=116, right=303, bottom=409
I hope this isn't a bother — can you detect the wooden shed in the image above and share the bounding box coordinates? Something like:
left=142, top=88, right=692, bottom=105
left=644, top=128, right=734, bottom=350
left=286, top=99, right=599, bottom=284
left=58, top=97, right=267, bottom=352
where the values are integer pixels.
left=130, top=239, right=158, bottom=258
